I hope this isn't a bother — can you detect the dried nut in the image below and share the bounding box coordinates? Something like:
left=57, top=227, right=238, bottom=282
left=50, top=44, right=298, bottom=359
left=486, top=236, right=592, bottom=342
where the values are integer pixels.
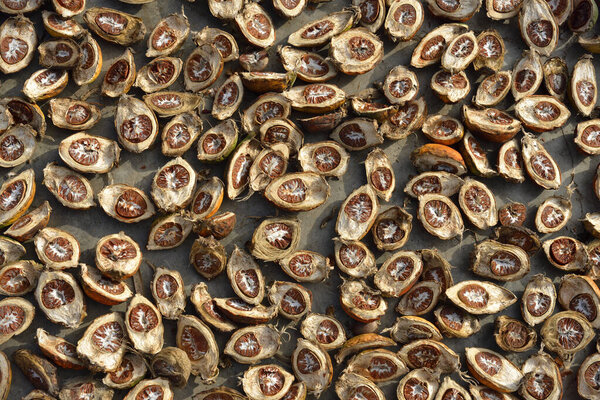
left=250, top=218, right=300, bottom=262
left=465, top=347, right=524, bottom=393
left=36, top=328, right=84, bottom=370
left=34, top=227, right=79, bottom=269
left=279, top=46, right=337, bottom=83
left=511, top=50, right=543, bottom=102
left=584, top=213, right=600, bottom=239
left=432, top=70, right=470, bottom=103
left=365, top=148, right=395, bottom=201
left=95, top=232, right=141, bottom=280
left=396, top=281, right=442, bottom=315
left=578, top=352, right=600, bottom=399
left=497, top=139, right=525, bottom=183
left=470, top=386, right=519, bottom=400
left=143, top=91, right=203, bottom=118
left=291, top=338, right=333, bottom=395
left=176, top=314, right=219, bottom=380
left=521, top=133, right=561, bottom=189
left=385, top=0, right=424, bottom=41
left=74, top=32, right=103, bottom=86
left=38, top=39, right=80, bottom=70
left=151, top=347, right=191, bottom=387
left=398, top=339, right=460, bottom=373
left=535, top=196, right=571, bottom=233
left=300, top=313, right=346, bottom=350
left=420, top=248, right=454, bottom=288
left=226, top=138, right=261, bottom=199
left=411, top=143, right=467, bottom=175
left=226, top=246, right=265, bottom=305
left=48, top=99, right=101, bottom=131
left=269, top=281, right=312, bottom=320
left=389, top=316, right=443, bottom=343
left=351, top=92, right=394, bottom=122
left=298, top=141, right=349, bottom=178
left=435, top=377, right=471, bottom=400
left=260, top=120, right=303, bottom=157
left=441, top=31, right=478, bottom=72
left=335, top=333, right=395, bottom=364
left=571, top=55, right=597, bottom=116
left=80, top=263, right=133, bottom=305
left=273, top=0, right=307, bottom=17
left=235, top=3, right=275, bottom=48
left=498, top=202, right=527, bottom=226
left=0, top=168, right=35, bottom=228
left=265, top=172, right=330, bottom=212
left=0, top=105, right=13, bottom=135
left=58, top=132, right=121, bottom=174
left=208, top=0, right=243, bottom=19
left=115, top=95, right=159, bottom=153
left=98, top=184, right=156, bottom=224
left=570, top=0, right=598, bottom=32
left=190, top=283, right=236, bottom=332
left=77, top=312, right=126, bottom=372
left=475, top=71, right=512, bottom=106
left=428, top=0, right=482, bottom=20
left=515, top=95, right=571, bottom=132
left=371, top=207, right=412, bottom=251
left=543, top=57, right=568, bottom=101
left=43, top=12, right=84, bottom=38
left=333, top=238, right=377, bottom=278
left=446, top=280, right=517, bottom=314
left=284, top=84, right=346, bottom=114
left=396, top=368, right=440, bottom=400
left=340, top=279, right=387, bottom=322
left=383, top=66, right=419, bottom=104
left=197, top=119, right=239, bottom=164
left=161, top=112, right=203, bottom=157
left=474, top=29, right=505, bottom=71
left=0, top=98, right=46, bottom=137
left=541, top=311, right=595, bottom=358
left=344, top=348, right=408, bottom=383
left=458, top=178, right=497, bottom=229
left=23, top=69, right=68, bottom=102
left=380, top=97, right=427, bottom=140
left=151, top=267, right=185, bottom=320
left=35, top=270, right=86, bottom=328
left=404, top=171, right=463, bottom=199
left=434, top=304, right=481, bottom=338
left=184, top=43, right=223, bottom=93
left=463, top=106, right=521, bottom=143
left=331, top=118, right=383, bottom=151
left=239, top=50, right=269, bottom=72
left=0, top=297, right=34, bottom=345
left=519, top=0, right=558, bottom=55
left=212, top=74, right=243, bottom=121
left=0, top=237, right=26, bottom=267
left=336, top=372, right=385, bottom=400
left=123, top=378, right=173, bottom=400
left=14, top=349, right=59, bottom=396
left=150, top=157, right=196, bottom=212
left=147, top=13, right=189, bottom=58
left=214, top=297, right=278, bottom=325
left=0, top=16, right=37, bottom=74
left=575, top=119, right=600, bottom=155
left=288, top=8, right=360, bottom=47
left=417, top=194, right=464, bottom=240
left=521, top=274, right=556, bottom=326
left=242, top=364, right=294, bottom=400
left=470, top=240, right=530, bottom=281
left=136, top=57, right=182, bottom=94
left=225, top=324, right=281, bottom=364
left=194, top=27, right=239, bottom=62
left=374, top=251, right=422, bottom=297
left=336, top=185, right=380, bottom=241
left=42, top=163, right=95, bottom=210
left=411, top=23, right=468, bottom=67
left=558, top=274, right=600, bottom=328
left=84, top=7, right=146, bottom=46
left=0, top=260, right=41, bottom=295
left=147, top=213, right=193, bottom=251
left=189, top=236, right=226, bottom=280
left=588, top=240, right=600, bottom=279
left=195, top=387, right=246, bottom=400
left=279, top=250, right=332, bottom=283
left=422, top=115, right=464, bottom=145
left=102, top=48, right=136, bottom=98
left=103, top=352, right=147, bottom=389
left=543, top=236, right=588, bottom=271
left=195, top=211, right=236, bottom=240
left=240, top=71, right=295, bottom=94
left=494, top=315, right=537, bottom=352
left=0, top=0, right=43, bottom=14
left=520, top=352, right=562, bottom=400
left=460, top=132, right=496, bottom=178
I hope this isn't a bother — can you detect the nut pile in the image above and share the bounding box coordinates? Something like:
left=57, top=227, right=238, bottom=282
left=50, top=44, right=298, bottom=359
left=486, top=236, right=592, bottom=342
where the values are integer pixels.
left=0, top=0, right=600, bottom=398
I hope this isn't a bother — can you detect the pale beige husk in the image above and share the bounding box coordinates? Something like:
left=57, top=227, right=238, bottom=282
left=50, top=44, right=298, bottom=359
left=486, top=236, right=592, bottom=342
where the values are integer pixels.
left=36, top=327, right=84, bottom=370
left=212, top=74, right=244, bottom=120
left=543, top=57, right=568, bottom=101
left=98, top=184, right=155, bottom=223
left=144, top=91, right=203, bottom=118
left=160, top=112, right=202, bottom=157
left=151, top=157, right=196, bottom=212
left=511, top=50, right=543, bottom=101
left=73, top=33, right=103, bottom=86
left=427, top=0, right=481, bottom=19
left=58, top=132, right=121, bottom=174
left=434, top=304, right=481, bottom=338
left=458, top=178, right=497, bottom=229
left=330, top=28, right=383, bottom=75
left=535, top=196, right=571, bottom=233
left=345, top=348, right=408, bottom=382
left=147, top=212, right=193, bottom=250
left=104, top=353, right=146, bottom=389
left=516, top=95, right=571, bottom=132
left=95, top=232, right=141, bottom=280
left=460, top=132, right=497, bottom=177
left=521, top=133, right=562, bottom=189
left=396, top=368, right=440, bottom=400
left=431, top=70, right=471, bottom=103
left=0, top=297, right=34, bottom=345
left=225, top=325, right=281, bottom=364
left=42, top=162, right=95, bottom=210
left=38, top=38, right=80, bottom=68
left=280, top=250, right=333, bottom=283
left=519, top=0, right=558, bottom=56
left=422, top=115, right=464, bottom=145
left=385, top=0, right=424, bottom=41
left=519, top=353, right=562, bottom=400
left=470, top=240, right=530, bottom=281
left=336, top=185, right=380, bottom=241
left=411, top=23, right=468, bottom=67
left=288, top=7, right=360, bottom=47
left=441, top=31, right=479, bottom=72
left=4, top=201, right=51, bottom=242
left=475, top=71, right=512, bottom=106
left=226, top=246, right=265, bottom=305
left=542, top=236, right=588, bottom=271
left=396, top=281, right=442, bottom=315
left=380, top=97, right=427, bottom=140
left=336, top=372, right=385, bottom=400
left=279, top=46, right=337, bottom=83
left=0, top=260, right=40, bottom=295
left=114, top=95, right=159, bottom=153
left=151, top=267, right=186, bottom=320
left=446, top=280, right=517, bottom=314
left=284, top=84, right=346, bottom=114
left=383, top=66, right=419, bottom=105
left=292, top=338, right=333, bottom=395
left=371, top=206, right=412, bottom=251
left=333, top=237, right=377, bottom=278
left=0, top=237, right=26, bottom=268
left=578, top=352, right=600, bottom=399
left=208, top=0, right=244, bottom=19
left=42, top=11, right=85, bottom=38
left=541, top=311, right=595, bottom=357
left=250, top=218, right=301, bottom=262
left=249, top=144, right=290, bottom=192
left=399, top=339, right=460, bottom=373
left=404, top=171, right=464, bottom=198
left=465, top=347, right=523, bottom=392
left=34, top=227, right=80, bottom=270
left=0, top=17, right=37, bottom=74
left=417, top=193, right=464, bottom=240
left=135, top=57, right=183, bottom=93
left=300, top=313, right=347, bottom=350
left=497, top=138, right=525, bottom=183
left=571, top=55, right=597, bottom=116
left=340, top=280, right=387, bottom=322
left=242, top=364, right=294, bottom=400
left=435, top=377, right=471, bottom=400
left=365, top=148, right=395, bottom=201
left=101, top=48, right=136, bottom=98
left=558, top=274, right=600, bottom=328
left=151, top=347, right=192, bottom=387
left=80, top=263, right=133, bottom=304
left=336, top=333, right=396, bottom=364
left=268, top=280, right=312, bottom=320
left=176, top=314, right=219, bottom=381
left=0, top=124, right=36, bottom=168
left=198, top=119, right=239, bottom=163
left=494, top=315, right=536, bottom=352
left=49, top=99, right=101, bottom=131
left=264, top=172, right=330, bottom=212
left=146, top=13, right=190, bottom=58
left=387, top=315, right=443, bottom=343
left=298, top=141, right=349, bottom=177
left=235, top=3, right=275, bottom=48
left=184, top=43, right=223, bottom=92
left=77, top=312, right=126, bottom=372
left=521, top=274, right=556, bottom=326
left=125, top=294, right=163, bottom=354
left=583, top=212, right=600, bottom=238
left=23, top=69, right=68, bottom=102
left=575, top=119, right=600, bottom=155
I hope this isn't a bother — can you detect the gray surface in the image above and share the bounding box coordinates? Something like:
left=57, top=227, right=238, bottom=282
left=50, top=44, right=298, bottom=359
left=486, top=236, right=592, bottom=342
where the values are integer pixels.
left=0, top=0, right=597, bottom=398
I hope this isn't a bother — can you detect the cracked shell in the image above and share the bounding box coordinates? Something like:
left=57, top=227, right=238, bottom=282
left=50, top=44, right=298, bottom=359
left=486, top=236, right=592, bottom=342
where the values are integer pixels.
left=494, top=315, right=537, bottom=352
left=388, top=316, right=443, bottom=343
left=571, top=55, right=597, bottom=116
left=38, top=39, right=80, bottom=69
left=101, top=48, right=136, bottom=98
left=161, top=112, right=202, bottom=157
left=336, top=373, right=385, bottom=400
left=441, top=31, right=478, bottom=72
left=463, top=106, right=520, bottom=143
left=420, top=248, right=455, bottom=291
left=404, top=171, right=463, bottom=199
left=543, top=236, right=588, bottom=271
left=521, top=274, right=556, bottom=326
left=431, top=70, right=470, bottom=103
left=385, top=0, right=424, bottom=41
left=197, top=119, right=238, bottom=164
left=115, top=95, right=159, bottom=153
left=371, top=207, right=412, bottom=251
left=0, top=259, right=40, bottom=296
left=0, top=124, right=36, bottom=168
left=235, top=2, right=275, bottom=48
left=446, top=280, right=517, bottom=314
left=345, top=348, right=408, bottom=382
left=474, top=30, right=505, bottom=71
left=251, top=218, right=301, bottom=261
left=541, top=311, right=595, bottom=358
left=58, top=132, right=121, bottom=174
left=36, top=328, right=84, bottom=370
left=94, top=232, right=141, bottom=281
left=76, top=312, right=126, bottom=372
left=470, top=240, right=530, bottom=281
left=151, top=157, right=196, bottom=212
left=558, top=274, right=600, bottom=328
left=23, top=69, right=68, bottom=102
left=49, top=99, right=101, bottom=131
left=396, top=281, right=443, bottom=316
left=0, top=17, right=37, bottom=74
left=190, top=283, right=236, bottom=332
left=417, top=194, right=464, bottom=240
left=184, top=43, right=223, bottom=93
left=434, top=304, right=481, bottom=338
left=475, top=71, right=512, bottom=106
left=465, top=347, right=523, bottom=393
left=98, top=184, right=155, bottom=224
left=331, top=118, right=382, bottom=151
left=51, top=0, right=84, bottom=17
left=380, top=97, right=427, bottom=140
left=497, top=139, right=525, bottom=183
left=383, top=66, right=419, bottom=105
left=543, top=57, right=568, bottom=101
left=336, top=185, right=379, bottom=241
left=340, top=279, right=387, bottom=323
left=333, top=238, right=377, bottom=278
left=123, top=378, right=173, bottom=400
left=225, top=324, right=281, bottom=364
left=511, top=50, right=543, bottom=101
left=147, top=13, right=189, bottom=58
left=42, top=163, right=95, bottom=210
left=292, top=338, right=332, bottom=395
left=398, top=339, right=460, bottom=373
left=84, top=8, right=146, bottom=46
left=194, top=27, right=239, bottom=62
left=458, top=178, right=497, bottom=229
left=396, top=368, right=440, bottom=400
left=73, top=32, right=102, bottom=86
left=0, top=235, right=23, bottom=267
left=151, top=267, right=185, bottom=320
left=176, top=314, right=219, bottom=380
left=520, top=352, right=562, bottom=400
left=135, top=57, right=182, bottom=94
left=519, top=0, right=558, bottom=56
left=300, top=313, right=346, bottom=350
left=269, top=281, right=312, bottom=321
left=80, top=263, right=133, bottom=305
left=33, top=227, right=79, bottom=269
left=288, top=7, right=360, bottom=47
left=242, top=364, right=294, bottom=400
left=279, top=46, right=337, bottom=83
left=535, top=196, right=571, bottom=233
left=35, top=270, right=86, bottom=329
left=279, top=250, right=332, bottom=283
left=144, top=91, right=203, bottom=118
left=375, top=251, right=422, bottom=297
left=521, top=133, right=561, bottom=189
left=265, top=172, right=330, bottom=212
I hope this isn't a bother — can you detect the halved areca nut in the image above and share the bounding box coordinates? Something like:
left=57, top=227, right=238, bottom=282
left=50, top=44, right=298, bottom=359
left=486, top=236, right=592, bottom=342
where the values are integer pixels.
left=521, top=133, right=561, bottom=189
left=0, top=16, right=37, bottom=74
left=336, top=373, right=386, bottom=400
left=435, top=304, right=481, bottom=338
left=190, top=283, right=236, bottom=332
left=353, top=0, right=386, bottom=32
left=571, top=55, right=597, bottom=116
left=265, top=172, right=330, bottom=212
left=208, top=0, right=244, bottom=20
left=463, top=106, right=521, bottom=143
left=49, top=99, right=101, bottom=131
left=243, top=365, right=294, bottom=400
left=73, top=33, right=102, bottom=86
left=494, top=315, right=536, bottom=352
left=269, top=281, right=312, bottom=320
left=235, top=3, right=275, bottom=48
left=458, top=178, right=498, bottom=229
left=226, top=246, right=265, bottom=305
left=519, top=0, right=558, bottom=56
left=80, top=263, right=133, bottom=305
left=135, top=57, right=182, bottom=94
left=465, top=347, right=524, bottom=393
left=541, top=311, right=595, bottom=358
left=398, top=339, right=460, bottom=372
left=417, top=193, right=464, bottom=240
left=379, top=97, right=427, bottom=140
left=4, top=201, right=51, bottom=242
left=161, top=112, right=203, bottom=157
left=284, top=84, right=346, bottom=113
left=76, top=312, right=126, bottom=372
left=83, top=8, right=146, bottom=46
left=288, top=8, right=360, bottom=47
left=115, top=95, right=159, bottom=153
left=420, top=248, right=455, bottom=290
left=365, top=148, right=395, bottom=201
left=345, top=348, right=408, bottom=382
left=0, top=0, right=43, bottom=14
left=291, top=338, right=333, bottom=395
left=42, top=163, right=95, bottom=210
left=146, top=213, right=193, bottom=251
left=404, top=171, right=464, bottom=198
left=543, top=57, right=568, bottom=101
left=189, top=237, right=226, bottom=280
left=385, top=0, right=424, bottom=41
left=188, top=177, right=224, bottom=222
left=460, top=132, right=497, bottom=177
left=383, top=66, right=419, bottom=105
left=101, top=48, right=136, bottom=98
left=0, top=169, right=35, bottom=227
left=475, top=71, right=512, bottom=106
left=396, top=281, right=443, bottom=315
left=431, top=70, right=470, bottom=103
left=250, top=218, right=301, bottom=262
left=146, top=13, right=189, bottom=58
left=243, top=93, right=291, bottom=134
left=333, top=238, right=377, bottom=278
left=214, top=298, right=277, bottom=325
left=470, top=240, right=530, bottom=281
left=102, top=352, right=146, bottom=389
left=300, top=313, right=347, bottom=350
left=194, top=27, right=239, bottom=62
left=279, top=46, right=337, bottom=83
left=336, top=185, right=380, bottom=241
left=38, top=39, right=80, bottom=69
left=422, top=115, right=464, bottom=145
left=579, top=353, right=600, bottom=399
left=280, top=250, right=333, bottom=283
left=543, top=236, right=588, bottom=272
left=575, top=119, right=600, bottom=155
left=427, top=0, right=482, bottom=20
left=0, top=259, right=40, bottom=295
left=98, top=184, right=155, bottom=224
left=143, top=91, right=203, bottom=118
left=226, top=138, right=261, bottom=200
left=212, top=74, right=243, bottom=121
left=474, top=30, right=505, bottom=71
left=34, top=227, right=80, bottom=269
left=331, top=118, right=382, bottom=151
left=497, top=139, right=525, bottom=183
left=558, top=274, right=600, bottom=328
left=411, top=23, right=468, bottom=68
left=512, top=50, right=543, bottom=101
left=176, top=314, right=219, bottom=380
left=446, top=280, right=517, bottom=314
left=340, top=280, right=387, bottom=323
left=197, top=119, right=238, bottom=163
left=374, top=250, right=422, bottom=297
left=371, top=207, right=412, bottom=252
left=441, top=31, right=479, bottom=72
left=0, top=124, right=36, bottom=168
left=184, top=44, right=223, bottom=93
left=330, top=28, right=384, bottom=75
left=298, top=141, right=349, bottom=177
left=224, top=324, right=280, bottom=364
left=125, top=294, right=163, bottom=354
left=248, top=144, right=289, bottom=192
left=0, top=297, right=34, bottom=345
left=521, top=276, right=556, bottom=326
left=487, top=0, right=524, bottom=19
left=411, top=143, right=467, bottom=175
left=58, top=132, right=120, bottom=174
left=23, top=69, right=68, bottom=102
left=535, top=196, right=571, bottom=233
